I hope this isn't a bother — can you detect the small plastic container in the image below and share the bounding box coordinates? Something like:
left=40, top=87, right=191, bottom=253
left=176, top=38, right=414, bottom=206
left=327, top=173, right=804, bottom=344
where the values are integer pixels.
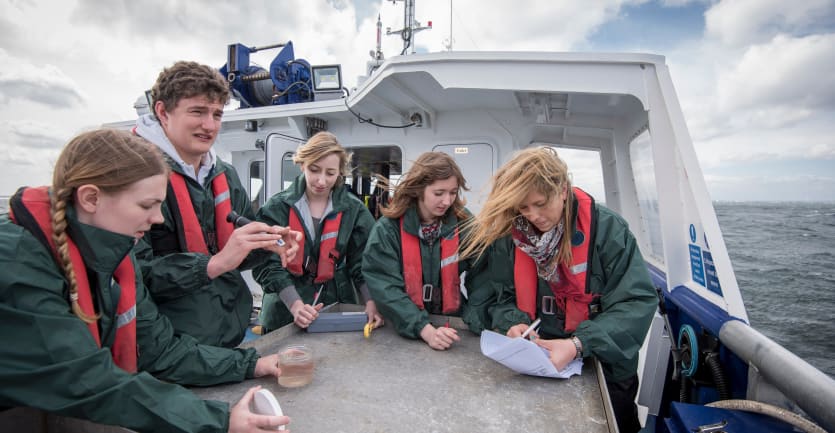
left=277, top=344, right=314, bottom=388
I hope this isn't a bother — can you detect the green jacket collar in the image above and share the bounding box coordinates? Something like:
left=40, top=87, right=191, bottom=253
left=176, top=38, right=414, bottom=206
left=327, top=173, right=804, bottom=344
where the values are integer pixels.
left=164, top=154, right=227, bottom=187
left=65, top=206, right=136, bottom=276
left=281, top=174, right=353, bottom=213
left=401, top=205, right=460, bottom=237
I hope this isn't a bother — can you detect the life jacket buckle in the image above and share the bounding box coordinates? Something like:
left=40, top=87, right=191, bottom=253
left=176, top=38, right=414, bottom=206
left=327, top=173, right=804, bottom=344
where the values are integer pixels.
left=328, top=249, right=341, bottom=262
left=422, top=284, right=434, bottom=302
left=541, top=295, right=556, bottom=315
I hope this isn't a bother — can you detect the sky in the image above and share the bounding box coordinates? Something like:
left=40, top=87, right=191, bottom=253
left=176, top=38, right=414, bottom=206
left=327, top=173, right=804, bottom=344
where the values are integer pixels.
left=1, top=0, right=834, bottom=201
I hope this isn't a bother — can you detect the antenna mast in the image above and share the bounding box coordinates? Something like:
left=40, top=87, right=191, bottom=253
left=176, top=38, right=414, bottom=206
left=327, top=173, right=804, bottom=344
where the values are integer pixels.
left=386, top=0, right=432, bottom=55
left=443, top=0, right=453, bottom=51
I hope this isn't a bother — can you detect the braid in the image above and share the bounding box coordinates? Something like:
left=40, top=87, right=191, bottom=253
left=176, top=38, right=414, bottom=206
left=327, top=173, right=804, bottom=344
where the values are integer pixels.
left=51, top=186, right=98, bottom=323
left=46, top=128, right=166, bottom=322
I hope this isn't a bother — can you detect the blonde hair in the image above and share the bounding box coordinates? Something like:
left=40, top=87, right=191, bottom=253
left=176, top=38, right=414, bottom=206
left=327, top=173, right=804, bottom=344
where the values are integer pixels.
left=293, top=131, right=352, bottom=188
left=381, top=152, right=469, bottom=220
left=461, top=147, right=574, bottom=263
left=51, top=129, right=168, bottom=322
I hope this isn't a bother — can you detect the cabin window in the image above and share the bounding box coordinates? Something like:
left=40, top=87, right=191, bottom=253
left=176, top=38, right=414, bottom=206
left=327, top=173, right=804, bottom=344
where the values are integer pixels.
left=280, top=146, right=402, bottom=219
left=281, top=153, right=302, bottom=190
left=547, top=147, right=606, bottom=204
left=629, top=129, right=664, bottom=262
left=345, top=146, right=402, bottom=219
left=249, top=160, right=266, bottom=212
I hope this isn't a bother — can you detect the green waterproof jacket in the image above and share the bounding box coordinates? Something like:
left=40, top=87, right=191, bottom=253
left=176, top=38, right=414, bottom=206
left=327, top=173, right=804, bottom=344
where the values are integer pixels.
left=362, top=206, right=493, bottom=338
left=253, top=175, right=375, bottom=331
left=0, top=205, right=259, bottom=433
left=135, top=158, right=264, bottom=347
left=485, top=197, right=657, bottom=382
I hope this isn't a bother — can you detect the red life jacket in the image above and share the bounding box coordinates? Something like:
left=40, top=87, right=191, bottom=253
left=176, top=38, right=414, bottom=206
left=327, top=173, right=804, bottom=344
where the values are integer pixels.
left=401, top=218, right=461, bottom=314
left=286, top=209, right=343, bottom=283
left=9, top=187, right=138, bottom=373
left=514, top=187, right=597, bottom=333
left=168, top=172, right=234, bottom=254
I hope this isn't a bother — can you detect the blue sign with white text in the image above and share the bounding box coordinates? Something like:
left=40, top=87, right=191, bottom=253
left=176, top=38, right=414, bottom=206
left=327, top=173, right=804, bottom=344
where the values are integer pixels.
left=702, top=250, right=722, bottom=295
left=689, top=244, right=705, bottom=287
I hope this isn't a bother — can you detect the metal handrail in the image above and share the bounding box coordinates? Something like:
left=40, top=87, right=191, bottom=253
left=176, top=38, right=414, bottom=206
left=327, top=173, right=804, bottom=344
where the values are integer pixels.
left=719, top=320, right=835, bottom=432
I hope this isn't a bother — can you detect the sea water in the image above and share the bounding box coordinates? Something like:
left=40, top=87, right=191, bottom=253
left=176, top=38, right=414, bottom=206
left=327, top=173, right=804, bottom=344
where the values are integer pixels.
left=715, top=201, right=835, bottom=378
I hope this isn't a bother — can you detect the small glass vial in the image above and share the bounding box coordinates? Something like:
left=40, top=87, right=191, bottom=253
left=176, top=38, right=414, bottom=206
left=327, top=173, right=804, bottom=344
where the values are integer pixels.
left=277, top=344, right=314, bottom=388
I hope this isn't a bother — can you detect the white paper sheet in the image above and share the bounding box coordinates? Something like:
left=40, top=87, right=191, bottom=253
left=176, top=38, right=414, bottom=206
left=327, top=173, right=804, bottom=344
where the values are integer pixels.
left=479, top=330, right=583, bottom=379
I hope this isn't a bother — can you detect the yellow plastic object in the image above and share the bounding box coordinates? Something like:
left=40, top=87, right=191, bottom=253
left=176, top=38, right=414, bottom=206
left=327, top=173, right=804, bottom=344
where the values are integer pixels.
left=363, top=322, right=374, bottom=339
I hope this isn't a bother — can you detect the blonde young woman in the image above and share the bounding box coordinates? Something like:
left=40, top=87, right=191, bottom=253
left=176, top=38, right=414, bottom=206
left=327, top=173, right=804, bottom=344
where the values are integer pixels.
left=0, top=129, right=291, bottom=432
left=254, top=131, right=383, bottom=332
left=362, top=152, right=492, bottom=350
left=461, top=147, right=657, bottom=433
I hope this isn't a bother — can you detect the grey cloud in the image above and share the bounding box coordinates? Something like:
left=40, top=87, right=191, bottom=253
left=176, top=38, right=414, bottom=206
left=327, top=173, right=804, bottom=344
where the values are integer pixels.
left=0, top=76, right=85, bottom=109
left=659, top=0, right=710, bottom=6
left=0, top=16, right=19, bottom=46
left=705, top=171, right=835, bottom=201
left=0, top=147, right=36, bottom=167
left=9, top=130, right=64, bottom=151
left=413, top=0, right=633, bottom=52
left=705, top=0, right=835, bottom=47
left=2, top=156, right=35, bottom=167
left=70, top=0, right=312, bottom=45
left=0, top=47, right=87, bottom=108
left=327, top=0, right=350, bottom=10
left=717, top=33, right=835, bottom=113
left=0, top=2, right=31, bottom=54
left=0, top=118, right=67, bottom=156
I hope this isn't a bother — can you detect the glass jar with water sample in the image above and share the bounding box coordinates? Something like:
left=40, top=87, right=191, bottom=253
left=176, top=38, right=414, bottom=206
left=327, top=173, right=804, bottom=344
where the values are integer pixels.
left=277, top=344, right=314, bottom=388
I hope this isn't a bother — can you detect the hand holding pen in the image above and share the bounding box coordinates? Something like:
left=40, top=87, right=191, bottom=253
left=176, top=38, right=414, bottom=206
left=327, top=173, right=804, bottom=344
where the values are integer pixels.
left=520, top=318, right=542, bottom=340
left=226, top=211, right=302, bottom=268
left=508, top=318, right=541, bottom=340
left=206, top=212, right=295, bottom=279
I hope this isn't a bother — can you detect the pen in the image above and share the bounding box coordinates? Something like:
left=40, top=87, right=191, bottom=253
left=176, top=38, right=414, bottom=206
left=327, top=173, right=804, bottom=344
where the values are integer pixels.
left=226, top=211, right=285, bottom=246
left=520, top=318, right=542, bottom=340
left=312, top=284, right=325, bottom=305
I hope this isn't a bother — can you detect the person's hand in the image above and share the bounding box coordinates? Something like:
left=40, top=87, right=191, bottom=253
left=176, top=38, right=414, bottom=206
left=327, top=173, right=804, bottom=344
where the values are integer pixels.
left=364, top=300, right=384, bottom=328
left=534, top=338, right=576, bottom=371
left=420, top=323, right=460, bottom=350
left=262, top=227, right=302, bottom=268
left=253, top=354, right=281, bottom=378
left=289, top=299, right=324, bottom=328
left=506, top=323, right=539, bottom=339
left=228, top=386, right=291, bottom=433
left=208, top=222, right=286, bottom=279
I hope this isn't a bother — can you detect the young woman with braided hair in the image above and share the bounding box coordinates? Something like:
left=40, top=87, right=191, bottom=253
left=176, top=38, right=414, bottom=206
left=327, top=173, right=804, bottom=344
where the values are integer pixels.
left=0, top=129, right=291, bottom=432
left=460, top=146, right=657, bottom=433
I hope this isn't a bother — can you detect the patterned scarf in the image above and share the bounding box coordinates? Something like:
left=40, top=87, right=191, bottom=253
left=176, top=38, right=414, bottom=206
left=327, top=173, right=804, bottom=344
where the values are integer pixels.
left=511, top=216, right=564, bottom=283
left=419, top=220, right=441, bottom=246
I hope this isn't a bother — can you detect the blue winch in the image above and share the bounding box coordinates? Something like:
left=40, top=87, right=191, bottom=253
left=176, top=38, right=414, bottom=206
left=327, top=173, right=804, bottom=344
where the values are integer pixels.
left=221, top=41, right=341, bottom=108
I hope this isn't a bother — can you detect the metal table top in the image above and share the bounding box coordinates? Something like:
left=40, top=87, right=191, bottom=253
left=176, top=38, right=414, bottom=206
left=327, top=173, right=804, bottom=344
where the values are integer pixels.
left=193, top=313, right=610, bottom=433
